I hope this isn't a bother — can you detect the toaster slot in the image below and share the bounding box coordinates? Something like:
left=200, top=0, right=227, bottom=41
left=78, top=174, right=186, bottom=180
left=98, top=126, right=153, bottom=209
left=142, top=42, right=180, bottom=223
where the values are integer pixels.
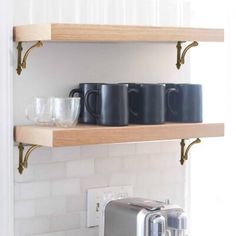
left=130, top=200, right=164, bottom=211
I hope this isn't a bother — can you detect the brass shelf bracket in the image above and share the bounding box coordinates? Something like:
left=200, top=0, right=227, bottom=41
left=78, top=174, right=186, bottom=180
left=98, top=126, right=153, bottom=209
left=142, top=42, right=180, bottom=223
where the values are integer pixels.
left=180, top=138, right=201, bottom=165
left=176, top=41, right=198, bottom=69
left=18, top=143, right=41, bottom=174
left=16, top=41, right=43, bottom=75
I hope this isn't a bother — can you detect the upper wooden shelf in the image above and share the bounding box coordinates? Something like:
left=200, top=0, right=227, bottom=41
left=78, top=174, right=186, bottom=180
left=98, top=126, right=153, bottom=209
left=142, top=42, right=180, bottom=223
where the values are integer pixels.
left=15, top=123, right=224, bottom=147
left=13, top=24, right=224, bottom=43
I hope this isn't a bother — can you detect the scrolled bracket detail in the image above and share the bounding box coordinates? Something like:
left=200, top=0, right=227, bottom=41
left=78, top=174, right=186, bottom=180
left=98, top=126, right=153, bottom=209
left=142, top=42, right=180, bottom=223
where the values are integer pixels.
left=18, top=143, right=41, bottom=174
left=176, top=41, right=198, bottom=69
left=16, top=41, right=43, bottom=75
left=180, top=138, right=201, bottom=165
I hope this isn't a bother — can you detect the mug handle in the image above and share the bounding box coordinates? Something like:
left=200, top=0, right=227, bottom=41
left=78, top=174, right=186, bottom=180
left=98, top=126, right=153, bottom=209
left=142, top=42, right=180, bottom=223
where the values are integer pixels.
left=84, top=89, right=99, bottom=119
left=69, top=88, right=82, bottom=97
left=166, top=88, right=179, bottom=115
left=128, top=88, right=139, bottom=117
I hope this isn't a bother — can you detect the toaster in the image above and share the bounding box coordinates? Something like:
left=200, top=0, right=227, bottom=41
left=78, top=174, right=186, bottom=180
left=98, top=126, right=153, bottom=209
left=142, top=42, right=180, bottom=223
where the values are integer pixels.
left=104, top=198, right=187, bottom=236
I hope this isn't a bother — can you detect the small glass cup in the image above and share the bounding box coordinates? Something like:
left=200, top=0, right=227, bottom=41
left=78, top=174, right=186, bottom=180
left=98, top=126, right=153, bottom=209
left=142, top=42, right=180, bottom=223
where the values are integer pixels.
left=54, top=97, right=80, bottom=127
left=25, top=97, right=54, bottom=126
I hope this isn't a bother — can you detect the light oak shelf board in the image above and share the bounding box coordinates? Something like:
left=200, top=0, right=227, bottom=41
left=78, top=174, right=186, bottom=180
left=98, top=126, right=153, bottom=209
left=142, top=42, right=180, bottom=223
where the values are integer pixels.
left=13, top=24, right=224, bottom=42
left=15, top=123, right=224, bottom=147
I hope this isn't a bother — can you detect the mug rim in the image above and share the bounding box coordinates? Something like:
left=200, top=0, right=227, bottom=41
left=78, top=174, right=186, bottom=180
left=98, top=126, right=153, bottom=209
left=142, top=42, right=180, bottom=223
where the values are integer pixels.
left=130, top=83, right=166, bottom=87
left=164, top=83, right=202, bottom=86
left=54, top=97, right=81, bottom=100
left=98, top=83, right=128, bottom=87
left=79, top=83, right=99, bottom=85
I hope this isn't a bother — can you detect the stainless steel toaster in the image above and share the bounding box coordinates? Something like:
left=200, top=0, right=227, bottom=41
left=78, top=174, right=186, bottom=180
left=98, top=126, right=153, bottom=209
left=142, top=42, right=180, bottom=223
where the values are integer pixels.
left=104, top=198, right=187, bottom=236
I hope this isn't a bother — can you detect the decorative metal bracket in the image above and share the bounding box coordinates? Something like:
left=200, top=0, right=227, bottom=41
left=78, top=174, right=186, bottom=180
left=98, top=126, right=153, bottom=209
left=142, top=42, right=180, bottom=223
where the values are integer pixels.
left=180, top=138, right=201, bottom=165
left=18, top=143, right=41, bottom=174
left=176, top=41, right=198, bottom=69
left=16, top=41, right=43, bottom=75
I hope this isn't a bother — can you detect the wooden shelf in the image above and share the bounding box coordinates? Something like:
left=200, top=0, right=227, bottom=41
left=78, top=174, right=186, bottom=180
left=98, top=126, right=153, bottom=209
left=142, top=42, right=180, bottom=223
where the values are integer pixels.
left=15, top=123, right=224, bottom=147
left=13, top=24, right=224, bottom=42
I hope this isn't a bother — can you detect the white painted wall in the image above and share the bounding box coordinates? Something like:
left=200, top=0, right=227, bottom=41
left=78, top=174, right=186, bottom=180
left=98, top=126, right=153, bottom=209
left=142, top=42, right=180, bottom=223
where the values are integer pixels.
left=13, top=1, right=191, bottom=235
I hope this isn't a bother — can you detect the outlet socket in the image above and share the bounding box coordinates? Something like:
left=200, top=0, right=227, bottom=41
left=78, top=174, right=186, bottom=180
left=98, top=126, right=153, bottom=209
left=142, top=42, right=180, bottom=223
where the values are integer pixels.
left=87, top=185, right=133, bottom=227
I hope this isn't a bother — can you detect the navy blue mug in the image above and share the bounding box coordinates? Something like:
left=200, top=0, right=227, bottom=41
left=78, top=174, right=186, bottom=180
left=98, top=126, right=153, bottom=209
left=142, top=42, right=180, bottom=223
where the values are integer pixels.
left=165, top=83, right=202, bottom=123
left=128, top=83, right=165, bottom=124
left=69, top=83, right=99, bottom=124
left=85, top=84, right=129, bottom=126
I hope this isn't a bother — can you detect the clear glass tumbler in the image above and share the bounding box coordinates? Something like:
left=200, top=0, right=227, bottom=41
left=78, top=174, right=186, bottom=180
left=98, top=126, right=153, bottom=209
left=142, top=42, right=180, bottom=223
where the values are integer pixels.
left=54, top=97, right=80, bottom=127
left=25, top=97, right=54, bottom=126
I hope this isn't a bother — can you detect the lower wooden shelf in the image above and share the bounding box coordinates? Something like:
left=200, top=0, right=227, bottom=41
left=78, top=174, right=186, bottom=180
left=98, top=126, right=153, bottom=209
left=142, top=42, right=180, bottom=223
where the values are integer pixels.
left=14, top=123, right=224, bottom=147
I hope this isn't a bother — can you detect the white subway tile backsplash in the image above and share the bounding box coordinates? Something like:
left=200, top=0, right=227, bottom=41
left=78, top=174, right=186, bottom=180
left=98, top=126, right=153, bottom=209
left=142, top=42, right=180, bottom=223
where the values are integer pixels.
left=50, top=213, right=81, bottom=231
left=52, top=147, right=80, bottom=162
left=148, top=182, right=185, bottom=208
left=15, top=166, right=35, bottom=183
left=19, top=182, right=51, bottom=200
left=109, top=172, right=136, bottom=186
left=80, top=175, right=108, bottom=193
left=94, top=157, right=124, bottom=174
left=123, top=154, right=150, bottom=171
left=14, top=147, right=52, bottom=165
left=35, top=197, right=67, bottom=216
left=15, top=183, right=21, bottom=200
left=33, top=163, right=66, bottom=181
left=79, top=211, right=87, bottom=228
left=28, top=148, right=53, bottom=165
left=149, top=152, right=177, bottom=169
left=15, top=160, right=65, bottom=183
left=108, top=143, right=136, bottom=157
left=52, top=179, right=81, bottom=196
left=133, top=186, right=150, bottom=199
left=136, top=141, right=163, bottom=155
left=135, top=171, right=163, bottom=187
left=15, top=217, right=50, bottom=236
left=66, top=159, right=94, bottom=178
left=14, top=140, right=186, bottom=236
left=159, top=141, right=180, bottom=153
left=15, top=200, right=35, bottom=218
left=80, top=144, right=108, bottom=159
left=66, top=194, right=86, bottom=212
left=160, top=165, right=186, bottom=184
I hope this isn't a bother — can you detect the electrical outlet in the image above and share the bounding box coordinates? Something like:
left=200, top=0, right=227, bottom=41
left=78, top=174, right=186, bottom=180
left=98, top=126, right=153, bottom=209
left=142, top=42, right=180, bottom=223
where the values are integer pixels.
left=87, top=185, right=133, bottom=227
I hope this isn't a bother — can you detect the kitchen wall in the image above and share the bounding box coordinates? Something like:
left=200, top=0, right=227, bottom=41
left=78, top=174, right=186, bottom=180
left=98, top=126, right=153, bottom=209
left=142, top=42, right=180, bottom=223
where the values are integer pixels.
left=13, top=1, right=191, bottom=235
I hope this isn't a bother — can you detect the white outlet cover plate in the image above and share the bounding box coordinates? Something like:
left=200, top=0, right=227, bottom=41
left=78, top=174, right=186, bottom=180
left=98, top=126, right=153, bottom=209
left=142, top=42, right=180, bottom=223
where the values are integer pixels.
left=87, top=185, right=133, bottom=227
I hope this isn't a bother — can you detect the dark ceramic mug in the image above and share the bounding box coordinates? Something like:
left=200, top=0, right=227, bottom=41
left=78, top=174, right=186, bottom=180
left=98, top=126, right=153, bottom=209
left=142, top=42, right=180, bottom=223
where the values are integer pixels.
left=128, top=83, right=165, bottom=124
left=69, top=83, right=99, bottom=124
left=85, top=84, right=129, bottom=126
left=165, top=83, right=203, bottom=123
